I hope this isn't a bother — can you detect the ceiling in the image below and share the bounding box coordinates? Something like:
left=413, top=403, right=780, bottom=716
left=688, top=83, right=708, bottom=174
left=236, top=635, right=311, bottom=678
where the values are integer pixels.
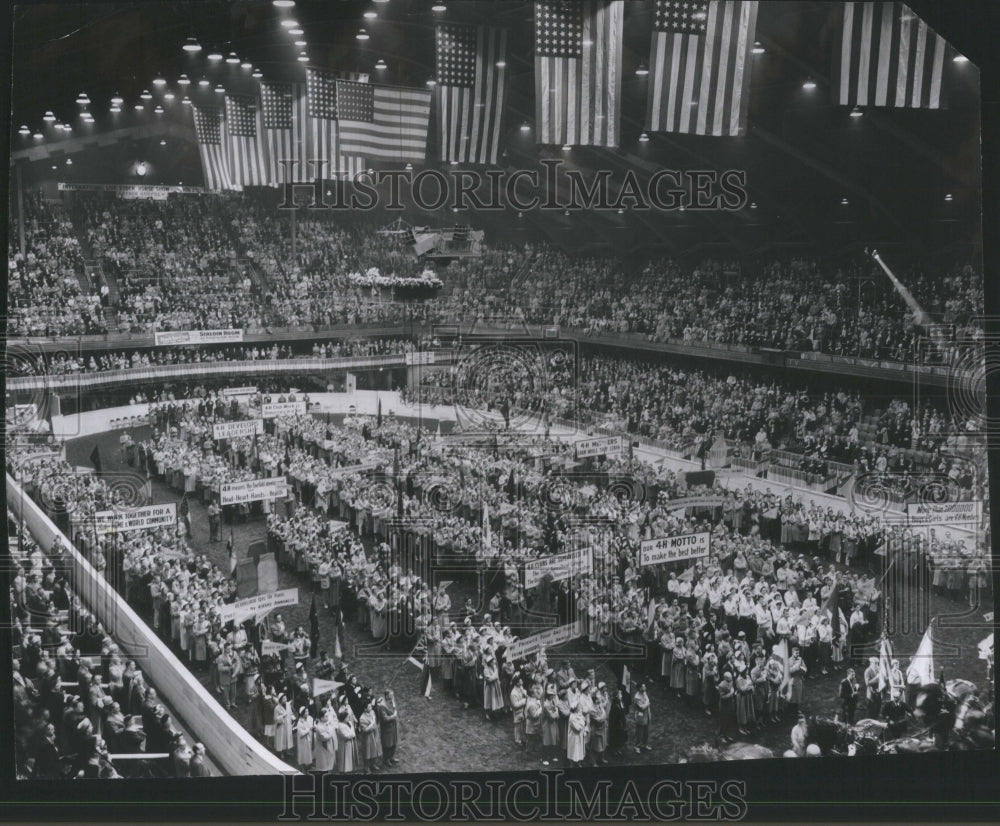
left=7, top=1, right=985, bottom=256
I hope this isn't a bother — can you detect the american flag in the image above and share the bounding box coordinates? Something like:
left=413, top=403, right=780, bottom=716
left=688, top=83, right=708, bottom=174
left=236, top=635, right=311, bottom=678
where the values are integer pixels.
left=436, top=23, right=508, bottom=165
left=260, top=81, right=312, bottom=184
left=534, top=0, right=623, bottom=147
left=192, top=105, right=235, bottom=191
left=224, top=94, right=269, bottom=187
left=336, top=79, right=432, bottom=163
left=646, top=0, right=758, bottom=137
left=303, top=69, right=371, bottom=180
left=837, top=2, right=949, bottom=109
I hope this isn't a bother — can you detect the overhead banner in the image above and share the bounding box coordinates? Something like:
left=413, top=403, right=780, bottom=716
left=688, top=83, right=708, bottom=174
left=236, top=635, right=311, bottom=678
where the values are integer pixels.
left=574, top=435, right=627, bottom=459
left=262, top=401, right=308, bottom=419
left=221, top=386, right=258, bottom=398
left=217, top=588, right=299, bottom=625
left=213, top=419, right=264, bottom=440
left=906, top=501, right=982, bottom=526
left=219, top=476, right=288, bottom=505
left=505, top=620, right=583, bottom=662
left=154, top=329, right=244, bottom=346
left=524, top=546, right=593, bottom=590
left=639, top=531, right=711, bottom=567
left=94, top=503, right=177, bottom=534
left=664, top=495, right=727, bottom=511
left=58, top=182, right=206, bottom=195
left=404, top=351, right=435, bottom=366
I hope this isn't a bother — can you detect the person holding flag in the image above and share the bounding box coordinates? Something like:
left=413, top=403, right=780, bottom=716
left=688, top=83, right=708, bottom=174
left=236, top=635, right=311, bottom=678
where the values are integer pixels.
left=228, top=529, right=237, bottom=578
left=906, top=620, right=937, bottom=707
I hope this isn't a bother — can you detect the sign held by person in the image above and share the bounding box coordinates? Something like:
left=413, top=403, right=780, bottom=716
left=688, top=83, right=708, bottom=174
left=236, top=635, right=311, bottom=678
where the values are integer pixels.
left=213, top=419, right=265, bottom=440
left=219, top=476, right=288, bottom=505
left=94, top=503, right=177, bottom=534
left=218, top=588, right=299, bottom=625
left=639, top=531, right=711, bottom=567
left=524, top=546, right=593, bottom=589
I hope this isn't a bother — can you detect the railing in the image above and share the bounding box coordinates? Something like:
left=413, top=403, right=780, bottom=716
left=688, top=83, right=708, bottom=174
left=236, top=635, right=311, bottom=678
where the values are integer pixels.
left=6, top=352, right=428, bottom=392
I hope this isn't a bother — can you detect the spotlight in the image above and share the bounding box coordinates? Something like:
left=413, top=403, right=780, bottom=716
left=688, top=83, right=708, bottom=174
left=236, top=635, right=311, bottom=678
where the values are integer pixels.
left=356, top=28, right=370, bottom=40
left=136, top=162, right=147, bottom=177
left=183, top=37, right=202, bottom=53
left=178, top=74, right=190, bottom=86
left=43, top=111, right=56, bottom=122
left=635, top=64, right=649, bottom=76
left=141, top=89, right=153, bottom=100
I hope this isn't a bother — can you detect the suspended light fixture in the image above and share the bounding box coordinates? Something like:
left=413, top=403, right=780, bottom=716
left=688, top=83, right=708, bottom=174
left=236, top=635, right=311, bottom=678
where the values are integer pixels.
left=207, top=49, right=223, bottom=61
left=635, top=64, right=649, bottom=76
left=802, top=77, right=817, bottom=90
left=294, top=40, right=307, bottom=47
left=356, top=28, right=370, bottom=40
left=562, top=144, right=571, bottom=151
left=199, top=76, right=211, bottom=87
left=944, top=193, right=953, bottom=201
left=66, top=158, right=73, bottom=165
left=111, top=92, right=124, bottom=105
left=432, top=3, right=447, bottom=11
left=281, top=19, right=298, bottom=27
left=953, top=53, right=968, bottom=64
left=252, top=68, right=263, bottom=79
left=849, top=105, right=863, bottom=118
left=43, top=110, right=56, bottom=122
left=273, top=0, right=296, bottom=6
left=19, top=125, right=30, bottom=135
left=495, top=59, right=506, bottom=67
left=752, top=41, right=764, bottom=54
left=226, top=51, right=240, bottom=64
left=241, top=60, right=252, bottom=69
left=178, top=74, right=190, bottom=86
left=33, top=131, right=43, bottom=139
left=109, top=104, right=121, bottom=113
left=77, top=93, right=90, bottom=105
left=364, top=8, right=378, bottom=19
left=840, top=197, right=849, bottom=205
left=153, top=74, right=167, bottom=86
left=215, top=84, right=226, bottom=93
left=405, top=162, right=413, bottom=171
left=520, top=121, right=530, bottom=132
left=290, top=29, right=304, bottom=36
left=375, top=58, right=387, bottom=70
left=154, top=104, right=164, bottom=113
left=297, top=52, right=309, bottom=62
left=53, top=123, right=64, bottom=131
left=141, top=89, right=153, bottom=100
left=160, top=139, right=167, bottom=146
left=183, top=37, right=202, bottom=52
left=425, top=78, right=436, bottom=86
left=164, top=91, right=175, bottom=101
left=182, top=96, right=192, bottom=105
left=135, top=103, right=145, bottom=111
left=639, top=131, right=649, bottom=142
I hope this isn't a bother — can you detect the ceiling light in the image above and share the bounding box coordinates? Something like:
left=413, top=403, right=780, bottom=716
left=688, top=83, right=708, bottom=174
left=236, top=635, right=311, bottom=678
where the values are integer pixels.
left=426, top=78, right=436, bottom=86
left=141, top=89, right=153, bottom=100
left=164, top=91, right=176, bottom=101
left=850, top=105, right=863, bottom=117
left=207, top=49, right=223, bottom=61
left=364, top=9, right=378, bottom=19
left=752, top=41, right=764, bottom=54
left=183, top=37, right=201, bottom=53
left=520, top=122, right=530, bottom=132
left=375, top=58, right=387, bottom=70
left=153, top=74, right=167, bottom=86
left=252, top=68, right=263, bottom=79
left=182, top=96, right=192, bottom=105
left=289, top=27, right=304, bottom=35
left=76, top=93, right=90, bottom=105
left=562, top=144, right=571, bottom=150
left=953, top=53, right=968, bottom=64
left=944, top=193, right=953, bottom=201
left=154, top=104, right=164, bottom=113
left=617, top=208, right=624, bottom=215
left=432, top=3, right=446, bottom=11
left=226, top=52, right=240, bottom=64
left=215, top=84, right=226, bottom=93
left=178, top=74, right=190, bottom=86
left=405, top=162, right=413, bottom=171
left=111, top=92, right=124, bottom=105
left=19, top=125, right=29, bottom=135
left=294, top=39, right=307, bottom=46
left=33, top=132, right=43, bottom=139
left=840, top=197, right=849, bottom=205
left=199, top=77, right=210, bottom=87
left=242, top=61, right=252, bottom=69
left=495, top=59, right=506, bottom=68
left=273, top=0, right=296, bottom=6
left=635, top=64, right=649, bottom=76
left=53, top=123, right=63, bottom=131
left=136, top=162, right=147, bottom=177
left=63, top=123, right=72, bottom=132
left=281, top=19, right=298, bottom=27
left=66, top=158, right=72, bottom=165
left=135, top=103, right=145, bottom=111
left=43, top=111, right=56, bottom=122
left=52, top=165, right=57, bottom=170
left=356, top=28, right=370, bottom=40
left=750, top=202, right=757, bottom=209
left=639, top=131, right=649, bottom=142
left=802, top=78, right=817, bottom=90
left=109, top=105, right=121, bottom=113
left=160, top=139, right=167, bottom=145
left=298, top=52, right=309, bottom=62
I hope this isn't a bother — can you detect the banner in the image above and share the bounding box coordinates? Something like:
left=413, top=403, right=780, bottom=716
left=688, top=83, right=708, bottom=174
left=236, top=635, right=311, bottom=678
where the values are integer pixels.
left=262, top=401, right=307, bottom=419
left=154, top=329, right=244, bottom=346
left=639, top=531, right=711, bottom=567
left=213, top=419, right=264, bottom=440
left=664, top=495, right=726, bottom=511
left=58, top=182, right=206, bottom=195
left=906, top=501, right=981, bottom=526
left=261, top=640, right=289, bottom=655
left=404, top=351, right=436, bottom=366
left=217, top=588, right=299, bottom=625
left=574, top=435, right=627, bottom=459
left=221, top=386, right=258, bottom=398
left=524, top=546, right=593, bottom=589
left=94, top=503, right=177, bottom=534
left=505, top=620, right=583, bottom=662
left=219, top=476, right=288, bottom=505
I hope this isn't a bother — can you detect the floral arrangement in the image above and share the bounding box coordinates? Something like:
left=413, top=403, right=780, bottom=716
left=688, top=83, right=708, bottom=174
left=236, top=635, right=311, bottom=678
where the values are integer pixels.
left=347, top=266, right=442, bottom=289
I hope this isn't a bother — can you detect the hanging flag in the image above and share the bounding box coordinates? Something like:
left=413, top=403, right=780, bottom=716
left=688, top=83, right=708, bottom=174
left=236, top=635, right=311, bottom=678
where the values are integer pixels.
left=192, top=105, right=236, bottom=191
left=877, top=634, right=893, bottom=692
left=908, top=621, right=937, bottom=684
left=436, top=23, right=508, bottom=164
left=228, top=529, right=237, bottom=576
left=646, top=0, right=758, bottom=137
left=304, top=68, right=347, bottom=179
left=621, top=664, right=632, bottom=695
left=772, top=639, right=791, bottom=699
left=836, top=2, right=950, bottom=109
left=260, top=81, right=315, bottom=184
left=336, top=79, right=432, bottom=163
left=377, top=398, right=383, bottom=428
left=312, top=677, right=343, bottom=697
left=482, top=500, right=492, bottom=548
left=534, top=0, right=623, bottom=147
left=89, top=444, right=103, bottom=476
left=224, top=94, right=269, bottom=187
left=977, top=633, right=993, bottom=661
left=420, top=660, right=433, bottom=699
left=821, top=575, right=848, bottom=640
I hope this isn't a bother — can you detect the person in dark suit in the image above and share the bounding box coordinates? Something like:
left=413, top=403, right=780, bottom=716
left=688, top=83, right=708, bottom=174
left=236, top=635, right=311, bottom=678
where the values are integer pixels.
left=839, top=667, right=861, bottom=724
left=189, top=743, right=210, bottom=777
left=31, top=724, right=63, bottom=779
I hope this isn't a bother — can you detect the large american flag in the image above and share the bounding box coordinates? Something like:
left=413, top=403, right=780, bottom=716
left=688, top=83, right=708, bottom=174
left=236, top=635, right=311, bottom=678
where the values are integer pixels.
left=224, top=94, right=269, bottom=187
left=534, top=0, right=623, bottom=147
left=836, top=2, right=949, bottom=109
left=436, top=23, right=508, bottom=165
left=646, top=0, right=758, bottom=136
left=260, top=81, right=312, bottom=184
left=336, top=79, right=432, bottom=163
left=192, top=105, right=235, bottom=191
